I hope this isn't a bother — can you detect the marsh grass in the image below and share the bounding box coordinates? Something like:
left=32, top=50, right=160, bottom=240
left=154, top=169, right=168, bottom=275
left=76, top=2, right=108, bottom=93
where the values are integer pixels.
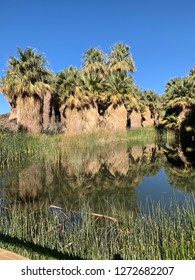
left=0, top=198, right=194, bottom=260
left=0, top=132, right=40, bottom=168
left=126, top=126, right=158, bottom=141
left=0, top=127, right=165, bottom=168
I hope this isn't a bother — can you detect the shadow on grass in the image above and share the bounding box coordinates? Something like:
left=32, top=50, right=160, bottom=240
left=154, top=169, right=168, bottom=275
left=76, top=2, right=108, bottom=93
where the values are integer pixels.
left=0, top=232, right=83, bottom=260
left=0, top=233, right=124, bottom=260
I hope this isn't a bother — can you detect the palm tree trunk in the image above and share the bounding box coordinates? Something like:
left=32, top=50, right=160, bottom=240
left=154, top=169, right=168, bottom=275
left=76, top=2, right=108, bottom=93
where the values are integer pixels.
left=101, top=103, right=127, bottom=131
left=9, top=105, right=17, bottom=121
left=43, top=92, right=51, bottom=130
left=17, top=95, right=42, bottom=133
left=178, top=107, right=188, bottom=128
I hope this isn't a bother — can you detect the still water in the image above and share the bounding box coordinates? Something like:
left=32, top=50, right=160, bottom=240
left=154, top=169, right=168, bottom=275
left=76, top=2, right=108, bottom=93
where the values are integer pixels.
left=0, top=140, right=194, bottom=213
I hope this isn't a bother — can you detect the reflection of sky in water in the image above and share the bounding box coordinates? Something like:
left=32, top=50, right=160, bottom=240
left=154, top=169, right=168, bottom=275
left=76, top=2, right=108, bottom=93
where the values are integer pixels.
left=136, top=168, right=193, bottom=208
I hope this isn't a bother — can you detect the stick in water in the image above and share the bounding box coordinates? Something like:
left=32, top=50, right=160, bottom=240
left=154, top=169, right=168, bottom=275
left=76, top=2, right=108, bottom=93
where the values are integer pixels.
left=50, top=205, right=118, bottom=223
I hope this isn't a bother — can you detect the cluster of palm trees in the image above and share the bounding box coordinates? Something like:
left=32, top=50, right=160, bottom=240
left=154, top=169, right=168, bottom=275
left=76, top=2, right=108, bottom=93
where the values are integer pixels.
left=160, top=67, right=195, bottom=134
left=56, top=43, right=161, bottom=116
left=56, top=43, right=140, bottom=112
left=1, top=43, right=194, bottom=136
left=0, top=43, right=160, bottom=133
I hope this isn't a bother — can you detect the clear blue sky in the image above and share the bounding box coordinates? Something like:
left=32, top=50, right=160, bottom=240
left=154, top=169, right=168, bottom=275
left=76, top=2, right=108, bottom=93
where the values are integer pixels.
left=0, top=0, right=195, bottom=113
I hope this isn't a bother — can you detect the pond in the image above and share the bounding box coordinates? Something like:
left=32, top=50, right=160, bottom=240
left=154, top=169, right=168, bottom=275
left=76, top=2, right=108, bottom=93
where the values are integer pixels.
left=1, top=138, right=194, bottom=212
left=0, top=132, right=194, bottom=259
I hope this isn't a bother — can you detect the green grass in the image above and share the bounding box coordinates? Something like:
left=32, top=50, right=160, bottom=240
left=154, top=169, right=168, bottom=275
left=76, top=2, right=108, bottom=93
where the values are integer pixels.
left=0, top=127, right=166, bottom=167
left=0, top=198, right=194, bottom=260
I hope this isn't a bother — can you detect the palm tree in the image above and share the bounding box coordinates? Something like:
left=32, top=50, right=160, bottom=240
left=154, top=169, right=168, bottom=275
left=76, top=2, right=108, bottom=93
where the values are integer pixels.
left=161, top=77, right=195, bottom=130
left=81, top=44, right=138, bottom=115
left=82, top=47, right=106, bottom=75
left=108, top=42, right=136, bottom=74
left=1, top=47, right=54, bottom=132
left=140, top=90, right=159, bottom=110
left=56, top=66, right=82, bottom=107
left=57, top=66, right=105, bottom=106
left=139, top=90, right=160, bottom=125
left=165, top=77, right=195, bottom=109
left=79, top=71, right=104, bottom=103
left=56, top=67, right=101, bottom=133
left=103, top=71, right=133, bottom=104
left=124, top=84, right=143, bottom=112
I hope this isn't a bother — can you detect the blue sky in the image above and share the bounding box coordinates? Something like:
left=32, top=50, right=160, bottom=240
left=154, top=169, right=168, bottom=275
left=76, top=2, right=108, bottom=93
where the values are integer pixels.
left=0, top=0, right=195, bottom=113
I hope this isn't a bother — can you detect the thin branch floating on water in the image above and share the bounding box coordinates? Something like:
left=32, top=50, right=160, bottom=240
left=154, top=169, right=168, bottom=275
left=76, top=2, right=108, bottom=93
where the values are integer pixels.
left=50, top=205, right=119, bottom=223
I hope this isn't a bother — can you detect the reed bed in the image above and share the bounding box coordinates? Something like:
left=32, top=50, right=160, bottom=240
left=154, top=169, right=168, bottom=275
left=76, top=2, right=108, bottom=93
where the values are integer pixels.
left=0, top=198, right=194, bottom=260
left=0, top=127, right=165, bottom=168
left=0, top=132, right=40, bottom=168
left=0, top=128, right=166, bottom=171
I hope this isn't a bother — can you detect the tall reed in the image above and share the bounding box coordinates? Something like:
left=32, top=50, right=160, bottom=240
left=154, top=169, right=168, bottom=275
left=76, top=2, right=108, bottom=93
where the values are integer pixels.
left=0, top=198, right=194, bottom=260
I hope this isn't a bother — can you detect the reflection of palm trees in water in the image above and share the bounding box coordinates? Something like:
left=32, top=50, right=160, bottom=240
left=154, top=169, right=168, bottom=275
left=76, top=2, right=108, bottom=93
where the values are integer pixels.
left=2, top=161, right=54, bottom=202
left=164, top=143, right=195, bottom=192
left=2, top=143, right=164, bottom=212
left=18, top=164, right=44, bottom=200
left=165, top=167, right=195, bottom=192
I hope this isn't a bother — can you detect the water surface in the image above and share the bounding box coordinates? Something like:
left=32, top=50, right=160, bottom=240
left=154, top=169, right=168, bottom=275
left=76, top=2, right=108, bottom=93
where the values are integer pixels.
left=1, top=140, right=194, bottom=213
